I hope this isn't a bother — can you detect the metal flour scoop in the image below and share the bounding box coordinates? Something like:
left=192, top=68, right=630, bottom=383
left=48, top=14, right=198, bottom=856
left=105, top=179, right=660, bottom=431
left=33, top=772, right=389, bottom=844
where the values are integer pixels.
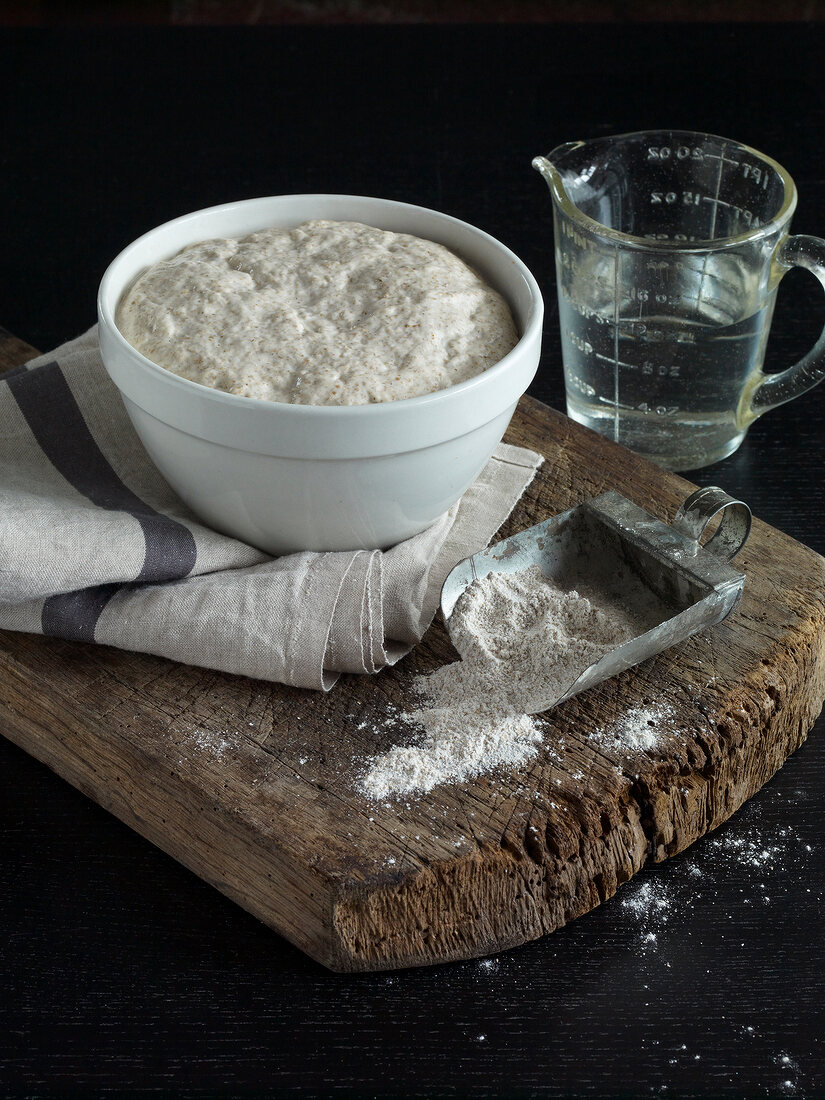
left=440, top=487, right=752, bottom=714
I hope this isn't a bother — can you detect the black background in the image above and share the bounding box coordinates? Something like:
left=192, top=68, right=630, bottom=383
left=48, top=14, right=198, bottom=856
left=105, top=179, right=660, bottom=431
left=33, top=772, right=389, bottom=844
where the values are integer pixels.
left=1, top=23, right=824, bottom=1097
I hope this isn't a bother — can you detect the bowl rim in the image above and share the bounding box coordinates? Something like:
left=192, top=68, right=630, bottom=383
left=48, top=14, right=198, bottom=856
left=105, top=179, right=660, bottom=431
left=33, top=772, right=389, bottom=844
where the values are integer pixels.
left=97, top=192, right=544, bottom=418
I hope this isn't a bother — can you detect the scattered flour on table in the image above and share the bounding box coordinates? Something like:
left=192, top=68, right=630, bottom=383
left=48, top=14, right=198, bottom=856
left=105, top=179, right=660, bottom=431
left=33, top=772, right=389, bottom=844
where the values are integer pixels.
left=707, top=823, right=813, bottom=870
left=358, top=564, right=668, bottom=800
left=618, top=802, right=815, bottom=959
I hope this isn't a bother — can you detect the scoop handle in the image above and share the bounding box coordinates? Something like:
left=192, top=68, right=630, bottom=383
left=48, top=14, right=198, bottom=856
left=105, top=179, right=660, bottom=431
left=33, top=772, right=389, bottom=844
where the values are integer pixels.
left=673, top=487, right=752, bottom=562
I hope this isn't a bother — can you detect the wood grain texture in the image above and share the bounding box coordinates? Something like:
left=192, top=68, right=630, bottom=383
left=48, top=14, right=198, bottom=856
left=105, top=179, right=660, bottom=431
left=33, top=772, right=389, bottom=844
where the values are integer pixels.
left=1, top=328, right=823, bottom=972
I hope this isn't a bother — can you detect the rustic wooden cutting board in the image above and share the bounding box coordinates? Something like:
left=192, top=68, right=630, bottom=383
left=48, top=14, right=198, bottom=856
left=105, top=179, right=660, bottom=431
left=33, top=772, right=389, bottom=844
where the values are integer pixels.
left=2, top=327, right=824, bottom=972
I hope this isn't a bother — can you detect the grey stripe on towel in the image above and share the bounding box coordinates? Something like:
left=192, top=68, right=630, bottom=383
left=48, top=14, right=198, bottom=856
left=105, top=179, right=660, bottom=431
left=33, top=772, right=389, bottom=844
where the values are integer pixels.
left=7, top=359, right=197, bottom=641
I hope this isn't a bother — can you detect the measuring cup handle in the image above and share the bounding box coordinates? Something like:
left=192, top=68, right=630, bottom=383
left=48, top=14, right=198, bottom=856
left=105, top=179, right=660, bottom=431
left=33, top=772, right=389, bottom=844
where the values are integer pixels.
left=673, top=487, right=752, bottom=562
left=748, top=234, right=825, bottom=417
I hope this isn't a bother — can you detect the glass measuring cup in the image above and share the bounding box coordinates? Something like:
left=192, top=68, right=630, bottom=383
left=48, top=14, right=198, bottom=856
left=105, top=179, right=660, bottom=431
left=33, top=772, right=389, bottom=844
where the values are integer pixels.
left=533, top=131, right=825, bottom=470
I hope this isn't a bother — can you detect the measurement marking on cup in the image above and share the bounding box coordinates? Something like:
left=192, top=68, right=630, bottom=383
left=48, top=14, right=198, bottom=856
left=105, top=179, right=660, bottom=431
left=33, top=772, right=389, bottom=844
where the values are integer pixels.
left=700, top=151, right=740, bottom=170
left=707, top=142, right=726, bottom=242
left=594, top=351, right=637, bottom=369
left=693, top=143, right=728, bottom=335
left=701, top=195, right=756, bottom=222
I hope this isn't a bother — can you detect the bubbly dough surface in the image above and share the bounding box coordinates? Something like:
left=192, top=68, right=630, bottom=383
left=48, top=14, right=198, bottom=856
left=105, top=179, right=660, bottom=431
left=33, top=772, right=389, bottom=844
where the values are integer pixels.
left=116, top=219, right=519, bottom=405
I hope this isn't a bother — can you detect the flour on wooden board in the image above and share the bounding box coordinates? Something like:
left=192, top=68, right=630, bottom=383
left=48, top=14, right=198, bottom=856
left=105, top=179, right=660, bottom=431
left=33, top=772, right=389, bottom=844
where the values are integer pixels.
left=358, top=564, right=672, bottom=800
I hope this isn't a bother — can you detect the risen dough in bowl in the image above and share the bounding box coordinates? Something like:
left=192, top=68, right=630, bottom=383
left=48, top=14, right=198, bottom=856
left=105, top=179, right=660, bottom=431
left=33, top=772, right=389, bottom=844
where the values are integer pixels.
left=116, top=219, right=519, bottom=406
left=98, top=195, right=543, bottom=554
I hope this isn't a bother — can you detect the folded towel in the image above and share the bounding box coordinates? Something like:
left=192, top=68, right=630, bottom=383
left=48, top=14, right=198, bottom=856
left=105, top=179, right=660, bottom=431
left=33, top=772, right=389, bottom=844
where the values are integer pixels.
left=0, top=328, right=542, bottom=690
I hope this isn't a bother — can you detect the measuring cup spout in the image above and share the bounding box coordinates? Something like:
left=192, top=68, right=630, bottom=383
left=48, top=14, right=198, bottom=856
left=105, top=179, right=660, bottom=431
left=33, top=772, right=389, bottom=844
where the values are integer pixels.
left=532, top=141, right=585, bottom=195
left=536, top=141, right=594, bottom=210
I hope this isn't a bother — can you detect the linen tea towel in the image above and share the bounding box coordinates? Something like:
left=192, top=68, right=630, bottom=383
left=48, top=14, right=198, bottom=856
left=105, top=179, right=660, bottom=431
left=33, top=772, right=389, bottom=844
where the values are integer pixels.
left=0, top=327, right=543, bottom=690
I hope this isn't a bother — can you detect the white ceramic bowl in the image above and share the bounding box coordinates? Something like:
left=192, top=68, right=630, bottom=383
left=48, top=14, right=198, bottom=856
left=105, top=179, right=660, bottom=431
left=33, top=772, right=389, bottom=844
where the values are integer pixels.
left=97, top=195, right=543, bottom=554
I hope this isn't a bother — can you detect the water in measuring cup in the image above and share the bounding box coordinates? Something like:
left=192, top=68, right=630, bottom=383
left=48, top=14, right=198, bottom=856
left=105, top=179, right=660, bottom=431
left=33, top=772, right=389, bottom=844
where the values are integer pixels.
left=559, top=255, right=775, bottom=470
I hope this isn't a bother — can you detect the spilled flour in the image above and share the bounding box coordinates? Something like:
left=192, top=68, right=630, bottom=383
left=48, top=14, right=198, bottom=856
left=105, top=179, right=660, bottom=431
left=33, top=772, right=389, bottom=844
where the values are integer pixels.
left=358, top=564, right=670, bottom=799
left=591, top=703, right=672, bottom=753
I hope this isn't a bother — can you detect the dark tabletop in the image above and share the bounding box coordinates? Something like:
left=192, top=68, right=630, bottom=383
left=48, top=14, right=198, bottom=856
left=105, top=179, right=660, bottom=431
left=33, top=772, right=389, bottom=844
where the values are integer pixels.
left=1, top=21, right=824, bottom=1098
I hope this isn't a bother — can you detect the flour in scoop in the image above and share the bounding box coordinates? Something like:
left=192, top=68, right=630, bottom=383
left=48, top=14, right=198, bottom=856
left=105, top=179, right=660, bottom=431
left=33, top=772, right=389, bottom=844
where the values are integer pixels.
left=116, top=219, right=518, bottom=405
left=446, top=565, right=654, bottom=713
left=359, top=565, right=658, bottom=799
